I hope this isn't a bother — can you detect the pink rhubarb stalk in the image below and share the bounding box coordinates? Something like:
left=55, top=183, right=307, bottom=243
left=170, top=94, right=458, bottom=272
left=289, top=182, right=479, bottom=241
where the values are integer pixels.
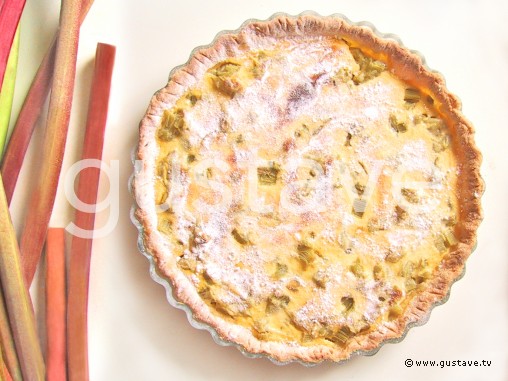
left=0, top=0, right=26, bottom=90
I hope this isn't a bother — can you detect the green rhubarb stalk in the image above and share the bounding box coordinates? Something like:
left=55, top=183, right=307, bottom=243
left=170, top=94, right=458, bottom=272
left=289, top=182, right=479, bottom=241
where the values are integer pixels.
left=0, top=26, right=19, bottom=158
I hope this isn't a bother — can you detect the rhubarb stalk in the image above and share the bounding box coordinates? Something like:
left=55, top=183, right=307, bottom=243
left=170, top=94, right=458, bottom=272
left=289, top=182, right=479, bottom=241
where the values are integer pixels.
left=67, top=42, right=115, bottom=381
left=0, top=290, right=21, bottom=381
left=0, top=173, right=44, bottom=380
left=1, top=0, right=94, bottom=205
left=0, top=36, right=55, bottom=205
left=0, top=26, right=20, bottom=158
left=46, top=228, right=67, bottom=381
left=0, top=0, right=25, bottom=90
left=0, top=348, right=13, bottom=381
left=18, top=0, right=83, bottom=286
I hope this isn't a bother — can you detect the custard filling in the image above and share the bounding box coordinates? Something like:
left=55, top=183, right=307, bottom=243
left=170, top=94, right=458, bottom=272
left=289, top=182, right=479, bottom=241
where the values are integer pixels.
left=152, top=37, right=458, bottom=347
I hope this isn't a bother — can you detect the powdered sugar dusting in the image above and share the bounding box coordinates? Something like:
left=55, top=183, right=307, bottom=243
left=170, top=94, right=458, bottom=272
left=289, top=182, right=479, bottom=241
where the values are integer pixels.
left=396, top=140, right=433, bottom=175
left=151, top=33, right=459, bottom=342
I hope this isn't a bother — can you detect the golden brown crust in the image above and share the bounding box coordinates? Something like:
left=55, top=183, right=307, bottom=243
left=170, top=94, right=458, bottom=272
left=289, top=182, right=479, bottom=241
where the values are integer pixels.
left=134, top=14, right=483, bottom=364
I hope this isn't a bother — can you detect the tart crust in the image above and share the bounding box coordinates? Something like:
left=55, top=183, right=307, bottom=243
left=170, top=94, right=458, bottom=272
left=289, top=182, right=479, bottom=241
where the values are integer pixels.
left=134, top=14, right=483, bottom=363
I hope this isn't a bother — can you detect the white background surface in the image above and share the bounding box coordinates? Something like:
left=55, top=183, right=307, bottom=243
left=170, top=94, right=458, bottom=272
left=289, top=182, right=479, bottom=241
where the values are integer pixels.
left=8, top=0, right=507, bottom=380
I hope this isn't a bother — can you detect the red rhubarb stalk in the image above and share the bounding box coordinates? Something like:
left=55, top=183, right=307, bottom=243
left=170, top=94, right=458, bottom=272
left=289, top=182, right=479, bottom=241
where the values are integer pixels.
left=0, top=0, right=26, bottom=90
left=46, top=228, right=67, bottom=381
left=18, top=0, right=83, bottom=286
left=67, top=42, right=115, bottom=381
left=0, top=0, right=95, bottom=205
